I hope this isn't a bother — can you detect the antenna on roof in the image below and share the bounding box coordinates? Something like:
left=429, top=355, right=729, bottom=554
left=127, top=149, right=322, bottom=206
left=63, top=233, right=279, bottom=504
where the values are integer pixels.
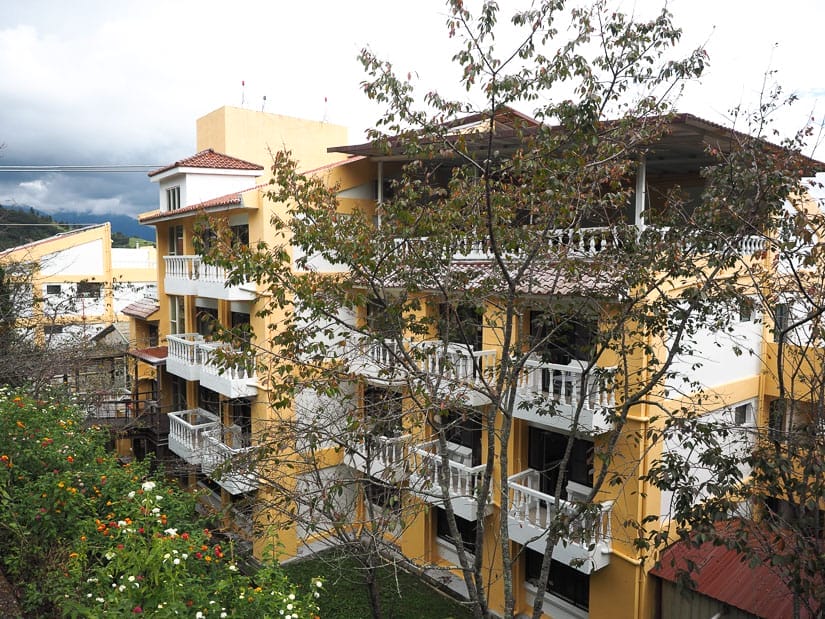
left=241, top=80, right=246, bottom=107
left=262, top=95, right=267, bottom=113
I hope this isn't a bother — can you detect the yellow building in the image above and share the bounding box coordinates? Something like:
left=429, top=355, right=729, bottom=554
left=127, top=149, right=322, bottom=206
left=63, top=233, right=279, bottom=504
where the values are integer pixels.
left=1, top=222, right=157, bottom=393
left=131, top=106, right=823, bottom=618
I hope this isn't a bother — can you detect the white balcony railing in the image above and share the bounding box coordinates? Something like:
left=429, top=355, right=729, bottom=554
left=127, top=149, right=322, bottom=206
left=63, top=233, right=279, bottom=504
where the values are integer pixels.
left=163, top=255, right=255, bottom=300
left=167, top=408, right=220, bottom=465
left=515, top=358, right=615, bottom=434
left=410, top=439, right=490, bottom=521
left=166, top=333, right=205, bottom=381
left=165, top=335, right=257, bottom=399
left=346, top=433, right=410, bottom=481
left=201, top=425, right=259, bottom=494
left=507, top=469, right=613, bottom=573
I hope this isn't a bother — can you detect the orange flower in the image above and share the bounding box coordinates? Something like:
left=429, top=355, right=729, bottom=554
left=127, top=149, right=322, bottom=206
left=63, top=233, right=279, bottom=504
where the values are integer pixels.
left=15, top=420, right=24, bottom=428
left=66, top=456, right=74, bottom=463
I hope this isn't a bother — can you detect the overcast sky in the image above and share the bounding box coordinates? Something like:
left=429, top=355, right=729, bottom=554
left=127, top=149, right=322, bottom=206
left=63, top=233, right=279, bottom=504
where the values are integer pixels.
left=1, top=0, right=823, bottom=219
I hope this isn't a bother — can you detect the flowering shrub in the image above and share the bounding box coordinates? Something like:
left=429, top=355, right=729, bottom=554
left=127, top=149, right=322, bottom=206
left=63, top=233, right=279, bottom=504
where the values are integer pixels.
left=0, top=388, right=320, bottom=617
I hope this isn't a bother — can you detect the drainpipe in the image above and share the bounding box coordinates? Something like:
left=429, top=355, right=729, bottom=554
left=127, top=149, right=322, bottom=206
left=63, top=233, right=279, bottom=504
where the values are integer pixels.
left=635, top=157, right=646, bottom=233
left=376, top=161, right=383, bottom=229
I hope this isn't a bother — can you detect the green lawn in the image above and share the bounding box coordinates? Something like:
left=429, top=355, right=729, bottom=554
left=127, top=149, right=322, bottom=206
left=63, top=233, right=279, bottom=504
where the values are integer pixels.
left=283, top=551, right=473, bottom=619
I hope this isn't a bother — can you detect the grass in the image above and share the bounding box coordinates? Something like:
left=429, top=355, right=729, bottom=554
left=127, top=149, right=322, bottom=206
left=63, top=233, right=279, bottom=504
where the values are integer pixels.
left=283, top=550, right=474, bottom=619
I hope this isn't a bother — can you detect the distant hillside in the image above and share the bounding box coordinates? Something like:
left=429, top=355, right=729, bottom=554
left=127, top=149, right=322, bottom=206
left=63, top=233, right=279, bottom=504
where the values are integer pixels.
left=0, top=206, right=68, bottom=250
left=51, top=210, right=155, bottom=242
left=0, top=206, right=155, bottom=245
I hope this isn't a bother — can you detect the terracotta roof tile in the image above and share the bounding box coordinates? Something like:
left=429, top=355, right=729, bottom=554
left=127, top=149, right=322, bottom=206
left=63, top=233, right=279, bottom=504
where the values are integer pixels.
left=148, top=149, right=263, bottom=177
left=138, top=183, right=266, bottom=224
left=121, top=298, right=159, bottom=319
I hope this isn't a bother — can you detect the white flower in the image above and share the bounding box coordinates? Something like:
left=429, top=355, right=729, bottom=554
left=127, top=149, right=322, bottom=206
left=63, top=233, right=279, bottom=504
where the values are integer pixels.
left=314, top=591, right=320, bottom=599
left=182, top=553, right=189, bottom=560
left=173, top=558, right=180, bottom=565
left=128, top=575, right=135, bottom=582
left=152, top=507, right=161, bottom=515
left=141, top=480, right=156, bottom=491
left=163, top=553, right=171, bottom=560
left=156, top=495, right=163, bottom=501
left=96, top=597, right=105, bottom=603
left=288, top=593, right=295, bottom=601
left=86, top=593, right=92, bottom=598
left=127, top=491, right=135, bottom=499
left=118, top=520, right=127, bottom=527
left=118, top=584, right=126, bottom=592
left=221, top=614, right=227, bottom=618
left=104, top=551, right=115, bottom=560
left=287, top=603, right=293, bottom=610
left=315, top=580, right=323, bottom=588
left=196, top=612, right=204, bottom=619
left=164, top=527, right=178, bottom=537
left=228, top=564, right=238, bottom=572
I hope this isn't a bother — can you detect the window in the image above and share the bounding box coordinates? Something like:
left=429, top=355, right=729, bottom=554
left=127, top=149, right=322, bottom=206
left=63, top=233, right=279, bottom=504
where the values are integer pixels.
left=436, top=508, right=477, bottom=554
left=530, top=311, right=595, bottom=364
left=169, top=296, right=185, bottom=334
left=769, top=399, right=787, bottom=442
left=439, top=302, right=483, bottom=350
left=734, top=403, right=750, bottom=425
left=43, top=325, right=64, bottom=335
left=198, top=386, right=220, bottom=416
left=738, top=298, right=755, bottom=322
left=148, top=325, right=159, bottom=347
left=76, top=281, right=102, bottom=299
left=525, top=548, right=589, bottom=610
left=197, top=306, right=218, bottom=338
left=46, top=284, right=61, bottom=295
left=437, top=409, right=482, bottom=466
left=168, top=225, right=184, bottom=256
left=170, top=375, right=187, bottom=412
left=166, top=186, right=181, bottom=211
left=365, top=479, right=401, bottom=512
left=528, top=427, right=593, bottom=498
left=230, top=224, right=249, bottom=247
left=364, top=387, right=402, bottom=437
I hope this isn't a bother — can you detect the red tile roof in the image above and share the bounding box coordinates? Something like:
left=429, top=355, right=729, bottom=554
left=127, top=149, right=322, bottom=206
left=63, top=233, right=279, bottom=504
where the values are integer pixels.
left=138, top=183, right=266, bottom=224
left=148, top=149, right=263, bottom=177
left=652, top=524, right=821, bottom=618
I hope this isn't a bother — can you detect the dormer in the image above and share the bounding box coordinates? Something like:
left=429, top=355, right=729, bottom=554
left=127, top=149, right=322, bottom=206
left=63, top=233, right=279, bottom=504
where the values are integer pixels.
left=148, top=149, right=263, bottom=214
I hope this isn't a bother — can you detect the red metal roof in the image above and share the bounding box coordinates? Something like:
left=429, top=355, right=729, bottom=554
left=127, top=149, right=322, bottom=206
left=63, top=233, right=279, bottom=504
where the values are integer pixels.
left=652, top=525, right=820, bottom=619
left=148, top=149, right=263, bottom=177
left=127, top=346, right=167, bottom=365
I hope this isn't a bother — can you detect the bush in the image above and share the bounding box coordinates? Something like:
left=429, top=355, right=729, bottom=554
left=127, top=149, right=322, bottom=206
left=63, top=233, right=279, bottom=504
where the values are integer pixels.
left=0, top=388, right=320, bottom=617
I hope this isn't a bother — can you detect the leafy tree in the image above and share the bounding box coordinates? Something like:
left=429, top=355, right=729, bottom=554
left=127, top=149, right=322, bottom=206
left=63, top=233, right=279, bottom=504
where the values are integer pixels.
left=0, top=388, right=322, bottom=617
left=645, top=99, right=825, bottom=618
left=203, top=2, right=817, bottom=618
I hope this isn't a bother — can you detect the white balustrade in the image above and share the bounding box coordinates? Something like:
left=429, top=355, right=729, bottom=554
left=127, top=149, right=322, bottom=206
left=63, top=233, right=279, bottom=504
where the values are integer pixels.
left=167, top=408, right=219, bottom=464
left=508, top=469, right=613, bottom=572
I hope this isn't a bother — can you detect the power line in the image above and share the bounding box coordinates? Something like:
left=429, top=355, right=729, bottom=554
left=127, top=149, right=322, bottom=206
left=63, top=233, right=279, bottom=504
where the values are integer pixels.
left=0, top=165, right=160, bottom=173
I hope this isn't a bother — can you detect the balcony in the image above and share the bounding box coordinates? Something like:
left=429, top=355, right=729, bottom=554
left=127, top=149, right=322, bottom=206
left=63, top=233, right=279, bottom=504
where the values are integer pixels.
left=167, top=408, right=220, bottom=465
left=166, top=333, right=204, bottom=381
left=507, top=469, right=613, bottom=573
left=201, top=425, right=259, bottom=494
left=199, top=343, right=257, bottom=399
left=164, top=255, right=255, bottom=301
left=347, top=337, right=406, bottom=385
left=515, top=359, right=615, bottom=434
left=166, top=335, right=257, bottom=399
left=346, top=433, right=410, bottom=482
left=410, top=439, right=491, bottom=521
left=395, top=227, right=618, bottom=263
